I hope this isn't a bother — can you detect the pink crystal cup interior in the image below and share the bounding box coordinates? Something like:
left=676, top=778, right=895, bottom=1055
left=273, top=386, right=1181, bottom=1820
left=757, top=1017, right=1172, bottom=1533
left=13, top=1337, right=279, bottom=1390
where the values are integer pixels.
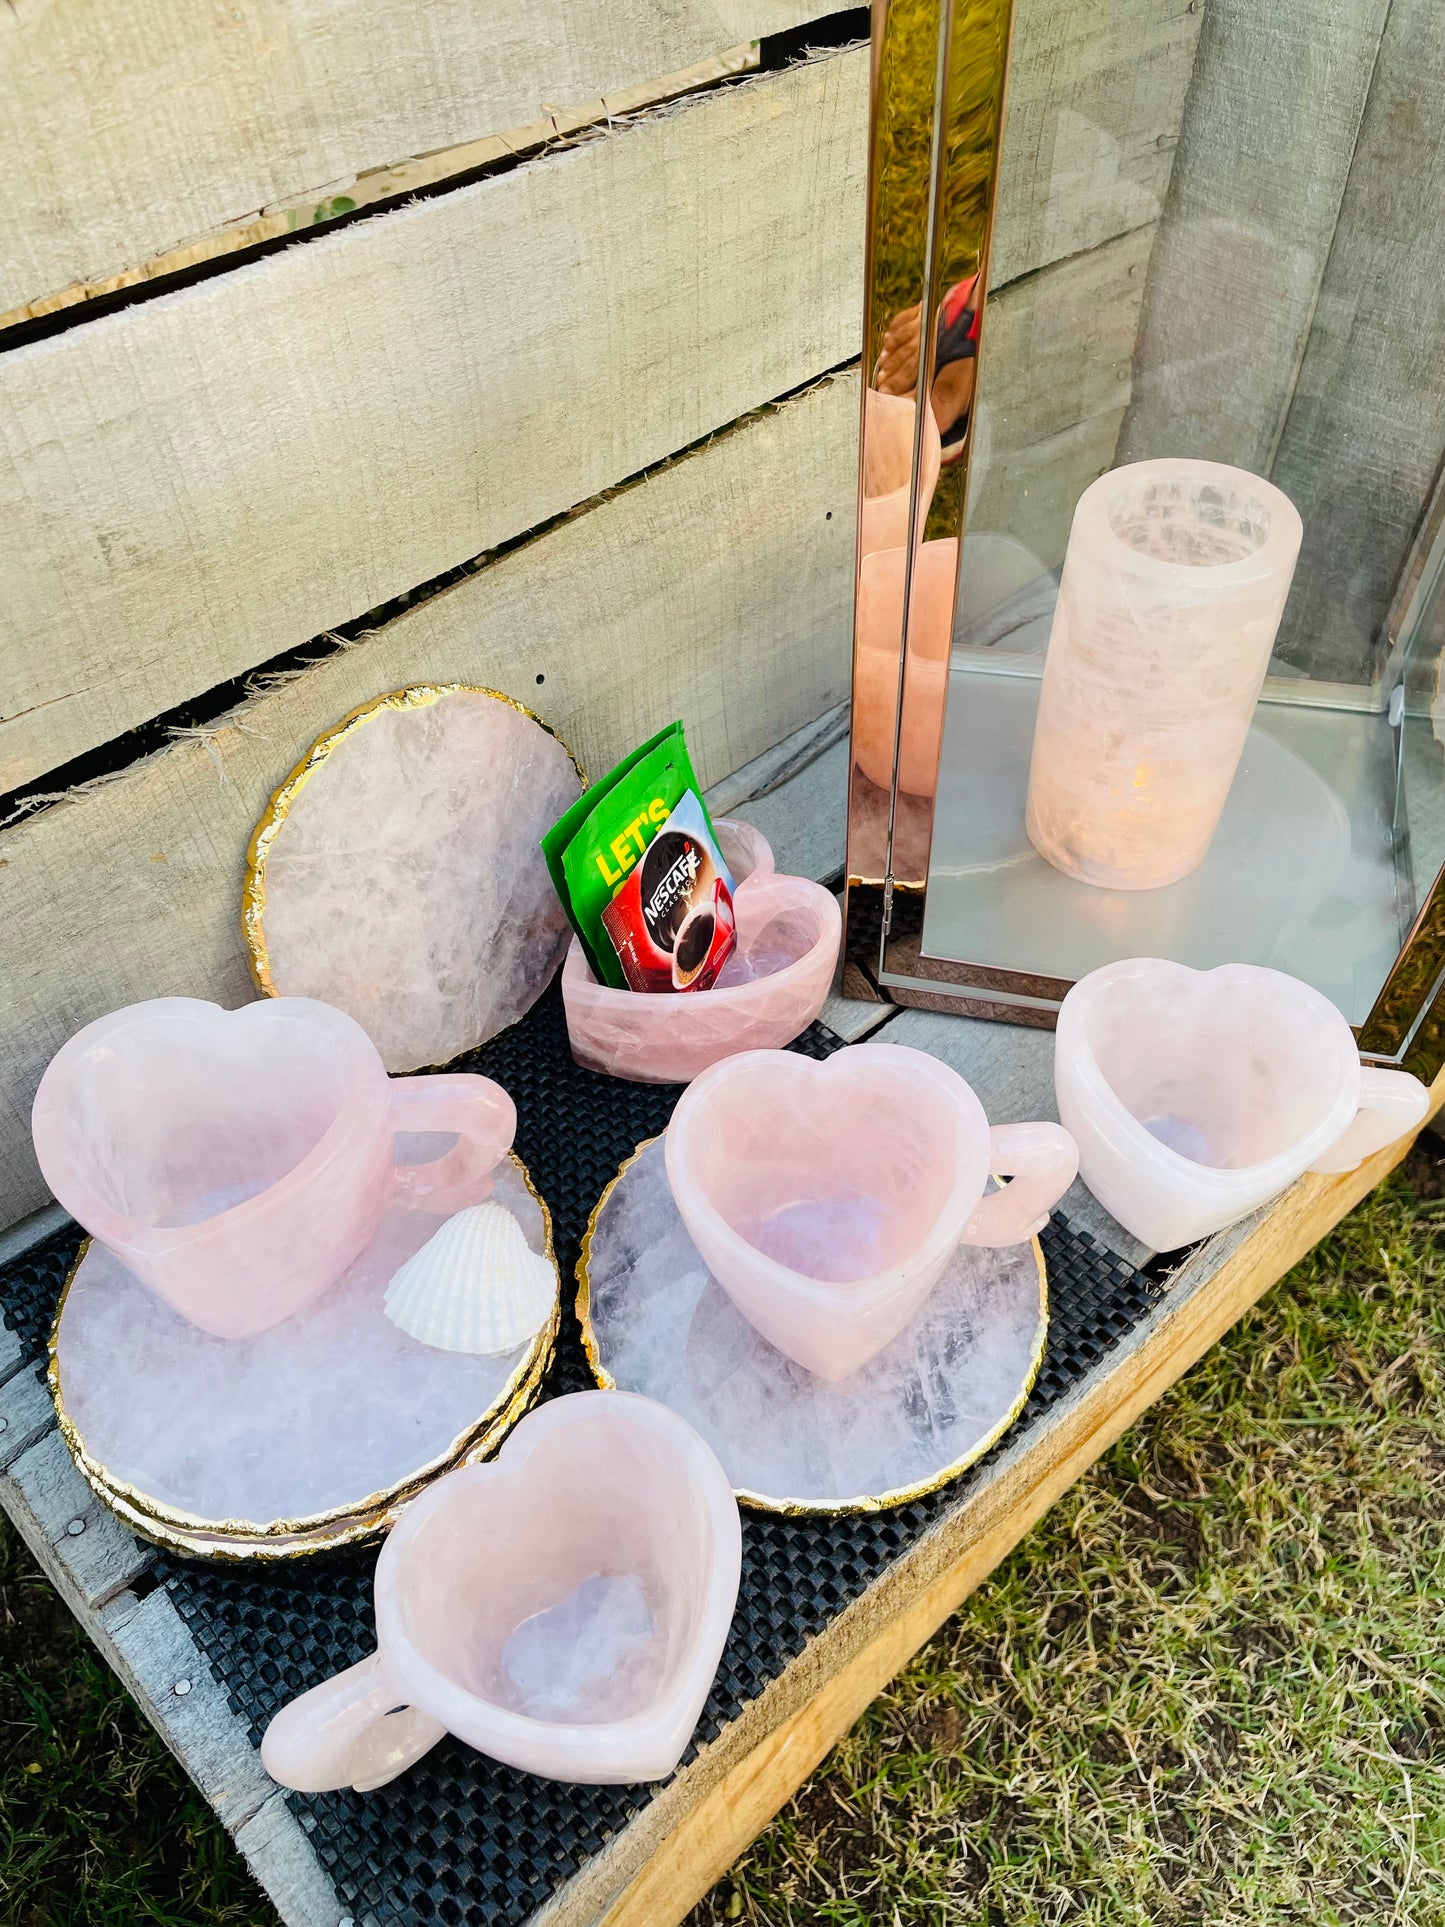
left=31, top=996, right=517, bottom=1340
left=260, top=1391, right=743, bottom=1790
left=664, top=1043, right=1078, bottom=1380
left=1055, top=959, right=1430, bottom=1251
left=562, top=821, right=841, bottom=1084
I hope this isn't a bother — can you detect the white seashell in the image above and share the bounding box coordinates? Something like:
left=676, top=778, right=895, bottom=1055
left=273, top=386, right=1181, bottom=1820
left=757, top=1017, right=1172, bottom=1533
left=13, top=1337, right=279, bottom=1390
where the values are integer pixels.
left=383, top=1202, right=555, bottom=1355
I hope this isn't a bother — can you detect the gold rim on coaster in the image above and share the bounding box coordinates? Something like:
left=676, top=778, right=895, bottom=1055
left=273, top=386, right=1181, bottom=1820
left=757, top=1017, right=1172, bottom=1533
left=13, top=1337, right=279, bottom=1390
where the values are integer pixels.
left=575, top=1135, right=1048, bottom=1517
left=241, top=683, right=586, bottom=999
left=49, top=1152, right=560, bottom=1561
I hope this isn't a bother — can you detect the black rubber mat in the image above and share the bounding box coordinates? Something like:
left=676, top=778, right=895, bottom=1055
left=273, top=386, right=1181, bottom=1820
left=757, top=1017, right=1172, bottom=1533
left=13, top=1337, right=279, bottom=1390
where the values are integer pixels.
left=1, top=982, right=1164, bottom=1927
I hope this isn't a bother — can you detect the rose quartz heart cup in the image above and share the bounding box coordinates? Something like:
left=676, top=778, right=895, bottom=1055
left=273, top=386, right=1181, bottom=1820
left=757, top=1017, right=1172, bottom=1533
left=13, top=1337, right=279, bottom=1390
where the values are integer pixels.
left=1055, top=959, right=1431, bottom=1250
left=664, top=1043, right=1078, bottom=1380
left=32, top=996, right=516, bottom=1340
left=260, top=1391, right=742, bottom=1790
left=562, top=823, right=841, bottom=1084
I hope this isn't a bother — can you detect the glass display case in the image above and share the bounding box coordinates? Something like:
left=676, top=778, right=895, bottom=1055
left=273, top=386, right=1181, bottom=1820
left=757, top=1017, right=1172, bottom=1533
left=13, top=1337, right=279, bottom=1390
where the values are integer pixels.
left=844, top=0, right=1445, bottom=1079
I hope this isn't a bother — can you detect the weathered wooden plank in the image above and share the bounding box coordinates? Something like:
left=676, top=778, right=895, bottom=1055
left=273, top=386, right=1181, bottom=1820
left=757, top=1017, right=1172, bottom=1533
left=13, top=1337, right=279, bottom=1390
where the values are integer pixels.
left=0, top=1202, right=70, bottom=1273
left=0, top=44, right=770, bottom=336
left=0, top=375, right=859, bottom=1231
left=884, top=1006, right=1058, bottom=1128
left=104, top=1586, right=281, bottom=1831
left=0, top=0, right=1206, bottom=791
left=977, top=409, right=1130, bottom=577
left=0, top=1475, right=294, bottom=1875
left=0, top=52, right=868, bottom=791
left=990, top=227, right=1152, bottom=447
left=819, top=995, right=895, bottom=1044
left=988, top=0, right=1200, bottom=289
left=703, top=701, right=849, bottom=819
left=0, top=1365, right=55, bottom=1470
left=233, top=1792, right=346, bottom=1927
left=1116, top=0, right=1387, bottom=482
left=0, top=0, right=1194, bottom=326
left=0, top=0, right=823, bottom=319
left=534, top=1103, right=1434, bottom=1927
left=4, top=1425, right=151, bottom=1607
left=1268, top=0, right=1445, bottom=684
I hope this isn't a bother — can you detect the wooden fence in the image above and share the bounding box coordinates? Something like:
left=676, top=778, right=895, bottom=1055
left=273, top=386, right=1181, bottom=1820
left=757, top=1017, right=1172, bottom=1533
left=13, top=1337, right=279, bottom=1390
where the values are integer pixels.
left=0, top=0, right=1440, bottom=1232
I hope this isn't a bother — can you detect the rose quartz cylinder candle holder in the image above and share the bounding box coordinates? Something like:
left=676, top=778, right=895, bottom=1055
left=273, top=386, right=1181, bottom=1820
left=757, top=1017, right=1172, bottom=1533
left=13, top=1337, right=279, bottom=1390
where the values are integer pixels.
left=665, top=1043, right=1078, bottom=1381
left=31, top=997, right=516, bottom=1340
left=1026, top=459, right=1304, bottom=890
left=562, top=823, right=841, bottom=1085
left=1055, top=958, right=1430, bottom=1251
left=260, top=1391, right=742, bottom=1790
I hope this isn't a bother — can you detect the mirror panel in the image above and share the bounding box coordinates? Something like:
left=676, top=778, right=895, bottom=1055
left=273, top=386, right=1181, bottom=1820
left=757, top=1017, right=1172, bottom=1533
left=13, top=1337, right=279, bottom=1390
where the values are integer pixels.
left=847, top=0, right=1011, bottom=899
left=846, top=0, right=1445, bottom=1062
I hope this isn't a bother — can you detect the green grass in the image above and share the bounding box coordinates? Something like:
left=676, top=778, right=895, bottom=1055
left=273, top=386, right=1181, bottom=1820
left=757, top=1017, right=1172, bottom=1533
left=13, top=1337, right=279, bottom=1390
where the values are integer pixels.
left=5, top=1148, right=1445, bottom=1926
left=0, top=1531, right=278, bottom=1927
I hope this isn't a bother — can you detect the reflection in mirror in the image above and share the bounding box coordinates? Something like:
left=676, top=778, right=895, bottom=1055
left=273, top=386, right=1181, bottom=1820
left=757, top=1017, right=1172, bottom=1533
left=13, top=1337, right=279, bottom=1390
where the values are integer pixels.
left=846, top=0, right=1445, bottom=1063
left=847, top=0, right=1011, bottom=906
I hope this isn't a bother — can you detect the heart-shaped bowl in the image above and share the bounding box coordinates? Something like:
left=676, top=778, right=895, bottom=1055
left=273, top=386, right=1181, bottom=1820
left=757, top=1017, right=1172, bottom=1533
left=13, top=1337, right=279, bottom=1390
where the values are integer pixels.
left=713, top=816, right=775, bottom=884
left=1055, top=957, right=1386, bottom=1249
left=34, top=997, right=399, bottom=1336
left=664, top=1043, right=1024, bottom=1380
left=261, top=1391, right=742, bottom=1789
left=562, top=855, right=841, bottom=1084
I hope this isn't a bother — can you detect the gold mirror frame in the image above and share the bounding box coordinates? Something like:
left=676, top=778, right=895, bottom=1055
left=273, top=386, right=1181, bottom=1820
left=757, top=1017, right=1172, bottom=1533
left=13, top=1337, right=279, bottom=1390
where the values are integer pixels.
left=841, top=0, right=1445, bottom=1083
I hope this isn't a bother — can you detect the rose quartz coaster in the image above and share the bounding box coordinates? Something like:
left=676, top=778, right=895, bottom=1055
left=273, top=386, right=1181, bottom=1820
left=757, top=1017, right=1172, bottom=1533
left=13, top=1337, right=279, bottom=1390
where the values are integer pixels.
left=51, top=1156, right=558, bottom=1558
left=244, top=686, right=583, bottom=1073
left=578, top=1137, right=1046, bottom=1512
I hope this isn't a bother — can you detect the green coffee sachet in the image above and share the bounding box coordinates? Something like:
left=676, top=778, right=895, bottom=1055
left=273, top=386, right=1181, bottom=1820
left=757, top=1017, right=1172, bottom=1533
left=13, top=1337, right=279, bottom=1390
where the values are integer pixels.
left=541, top=721, right=718, bottom=989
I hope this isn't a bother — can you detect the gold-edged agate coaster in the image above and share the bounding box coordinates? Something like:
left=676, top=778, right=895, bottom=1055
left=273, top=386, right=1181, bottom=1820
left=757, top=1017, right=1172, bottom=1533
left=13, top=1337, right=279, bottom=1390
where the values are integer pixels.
left=49, top=1154, right=558, bottom=1561
left=243, top=684, right=585, bottom=1074
left=576, top=1137, right=1047, bottom=1516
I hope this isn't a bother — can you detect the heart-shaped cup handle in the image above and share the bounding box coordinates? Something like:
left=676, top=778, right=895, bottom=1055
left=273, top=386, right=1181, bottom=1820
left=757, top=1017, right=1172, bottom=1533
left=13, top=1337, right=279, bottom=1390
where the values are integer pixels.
left=962, top=1122, right=1080, bottom=1248
left=1307, top=1067, right=1431, bottom=1176
left=261, top=1650, right=447, bottom=1794
left=388, top=1073, right=517, bottom=1210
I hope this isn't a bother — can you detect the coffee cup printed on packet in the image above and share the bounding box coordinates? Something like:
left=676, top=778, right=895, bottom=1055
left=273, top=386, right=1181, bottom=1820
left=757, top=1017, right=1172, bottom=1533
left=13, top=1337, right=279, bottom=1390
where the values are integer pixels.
left=600, top=793, right=737, bottom=994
